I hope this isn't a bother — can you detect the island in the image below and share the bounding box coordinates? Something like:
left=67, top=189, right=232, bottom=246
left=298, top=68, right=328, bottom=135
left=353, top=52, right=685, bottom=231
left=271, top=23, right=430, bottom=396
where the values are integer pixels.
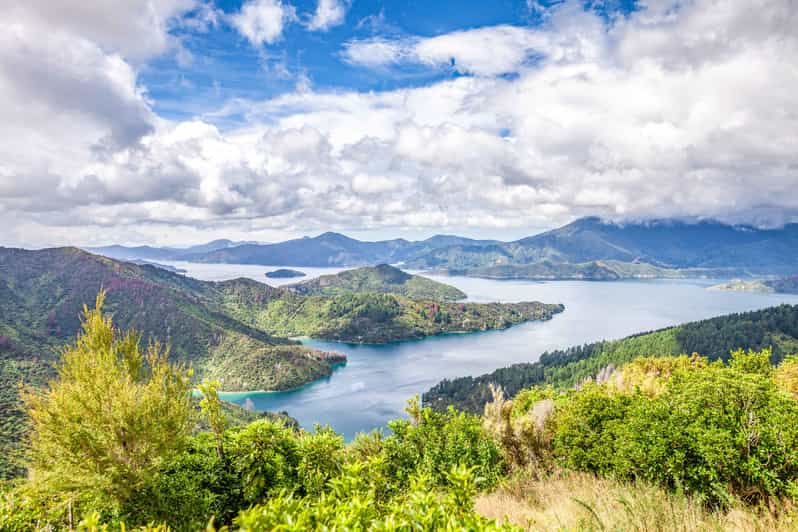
left=708, top=276, right=798, bottom=294
left=287, top=264, right=466, bottom=301
left=266, top=268, right=307, bottom=279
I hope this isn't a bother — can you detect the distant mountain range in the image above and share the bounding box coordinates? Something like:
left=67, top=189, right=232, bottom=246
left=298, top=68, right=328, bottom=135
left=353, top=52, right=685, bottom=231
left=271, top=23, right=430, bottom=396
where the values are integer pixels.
left=85, top=239, right=263, bottom=262
left=84, top=217, right=798, bottom=277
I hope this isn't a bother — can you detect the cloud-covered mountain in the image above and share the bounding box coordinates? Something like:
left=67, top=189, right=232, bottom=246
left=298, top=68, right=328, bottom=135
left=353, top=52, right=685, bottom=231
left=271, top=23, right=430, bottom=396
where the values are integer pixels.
left=406, top=218, right=798, bottom=274
left=87, top=217, right=798, bottom=276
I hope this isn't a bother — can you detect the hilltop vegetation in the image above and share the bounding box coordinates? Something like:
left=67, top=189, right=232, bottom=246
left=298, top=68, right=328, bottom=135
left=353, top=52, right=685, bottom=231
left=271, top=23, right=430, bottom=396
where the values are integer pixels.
left=445, top=260, right=690, bottom=280
left=424, top=304, right=798, bottom=413
left=3, top=301, right=798, bottom=530
left=220, top=282, right=562, bottom=344
left=287, top=264, right=466, bottom=301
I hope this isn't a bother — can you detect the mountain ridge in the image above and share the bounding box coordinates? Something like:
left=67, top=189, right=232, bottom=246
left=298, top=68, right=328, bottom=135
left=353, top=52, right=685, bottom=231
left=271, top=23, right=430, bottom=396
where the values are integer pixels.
left=80, top=217, right=798, bottom=276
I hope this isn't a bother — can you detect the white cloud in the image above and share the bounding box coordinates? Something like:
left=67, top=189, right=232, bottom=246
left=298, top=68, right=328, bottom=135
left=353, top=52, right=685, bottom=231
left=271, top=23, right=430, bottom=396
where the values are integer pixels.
left=306, top=0, right=349, bottom=31
left=6, top=0, right=198, bottom=61
left=231, top=0, right=296, bottom=46
left=2, top=0, right=798, bottom=247
left=344, top=7, right=606, bottom=76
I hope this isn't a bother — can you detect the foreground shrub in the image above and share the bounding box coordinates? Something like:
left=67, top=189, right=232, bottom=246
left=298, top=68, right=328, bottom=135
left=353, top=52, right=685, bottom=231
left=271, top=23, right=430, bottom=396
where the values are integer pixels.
left=551, top=352, right=798, bottom=505
left=17, top=292, right=194, bottom=525
left=231, top=418, right=300, bottom=503
left=382, top=396, right=505, bottom=489
left=235, top=465, right=517, bottom=531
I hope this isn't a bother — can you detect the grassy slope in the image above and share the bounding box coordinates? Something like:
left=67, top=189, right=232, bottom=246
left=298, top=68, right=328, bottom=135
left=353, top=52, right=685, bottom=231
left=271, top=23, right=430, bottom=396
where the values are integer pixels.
left=476, top=470, right=798, bottom=531
left=286, top=264, right=467, bottom=301
left=423, top=304, right=798, bottom=413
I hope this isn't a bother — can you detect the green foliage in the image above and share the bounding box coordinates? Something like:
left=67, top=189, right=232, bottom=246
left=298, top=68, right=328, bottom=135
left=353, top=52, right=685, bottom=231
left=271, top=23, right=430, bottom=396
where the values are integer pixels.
left=382, top=398, right=505, bottom=490
left=775, top=354, right=798, bottom=399
left=234, top=465, right=517, bottom=531
left=296, top=425, right=345, bottom=496
left=20, top=292, right=195, bottom=521
left=425, top=305, right=798, bottom=414
left=124, top=433, right=242, bottom=530
left=287, top=263, right=467, bottom=301
left=199, top=379, right=227, bottom=461
left=230, top=418, right=300, bottom=503
left=729, top=347, right=773, bottom=376
left=549, top=351, right=798, bottom=505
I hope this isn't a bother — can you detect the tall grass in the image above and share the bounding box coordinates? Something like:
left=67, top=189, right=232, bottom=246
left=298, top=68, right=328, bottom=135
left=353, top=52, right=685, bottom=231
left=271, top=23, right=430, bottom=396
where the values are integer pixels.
left=475, top=470, right=798, bottom=531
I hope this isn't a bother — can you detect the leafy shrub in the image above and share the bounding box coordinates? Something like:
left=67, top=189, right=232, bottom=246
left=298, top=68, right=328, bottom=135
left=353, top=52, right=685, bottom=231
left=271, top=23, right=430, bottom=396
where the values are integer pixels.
left=775, top=354, right=798, bottom=399
left=233, top=465, right=517, bottom=531
left=17, top=292, right=194, bottom=525
left=296, top=425, right=345, bottom=495
left=551, top=352, right=798, bottom=505
left=230, top=418, right=299, bottom=503
left=382, top=397, right=505, bottom=489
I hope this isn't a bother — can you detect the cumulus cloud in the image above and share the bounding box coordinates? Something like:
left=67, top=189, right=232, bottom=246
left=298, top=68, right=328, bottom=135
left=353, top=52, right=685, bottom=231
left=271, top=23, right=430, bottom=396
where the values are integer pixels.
left=6, top=0, right=198, bottom=61
left=231, top=0, right=296, bottom=46
left=2, top=0, right=798, bottom=247
left=306, top=0, right=349, bottom=31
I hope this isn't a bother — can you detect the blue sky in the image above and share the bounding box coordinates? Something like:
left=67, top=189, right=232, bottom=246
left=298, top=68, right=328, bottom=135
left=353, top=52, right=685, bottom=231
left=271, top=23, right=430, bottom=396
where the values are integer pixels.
left=1, top=0, right=796, bottom=247
left=143, top=0, right=636, bottom=122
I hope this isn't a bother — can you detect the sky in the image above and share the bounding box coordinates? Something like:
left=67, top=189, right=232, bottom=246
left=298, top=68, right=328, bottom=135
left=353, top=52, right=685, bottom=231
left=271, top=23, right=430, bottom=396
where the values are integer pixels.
left=1, top=0, right=797, bottom=247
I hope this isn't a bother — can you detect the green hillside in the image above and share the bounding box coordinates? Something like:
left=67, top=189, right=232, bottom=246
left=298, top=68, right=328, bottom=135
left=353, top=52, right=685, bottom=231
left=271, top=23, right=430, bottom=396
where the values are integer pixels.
left=217, top=278, right=562, bottom=344
left=423, top=304, right=798, bottom=413
left=0, top=247, right=563, bottom=477
left=287, top=264, right=466, bottom=300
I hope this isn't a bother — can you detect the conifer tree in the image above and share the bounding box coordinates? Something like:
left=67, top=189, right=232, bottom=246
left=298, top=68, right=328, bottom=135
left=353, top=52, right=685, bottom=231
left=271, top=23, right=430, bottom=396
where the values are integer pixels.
left=21, top=291, right=195, bottom=514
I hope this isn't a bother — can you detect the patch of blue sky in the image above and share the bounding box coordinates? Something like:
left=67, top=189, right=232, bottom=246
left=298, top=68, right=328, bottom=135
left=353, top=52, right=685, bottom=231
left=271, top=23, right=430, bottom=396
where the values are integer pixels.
left=139, top=0, right=639, bottom=123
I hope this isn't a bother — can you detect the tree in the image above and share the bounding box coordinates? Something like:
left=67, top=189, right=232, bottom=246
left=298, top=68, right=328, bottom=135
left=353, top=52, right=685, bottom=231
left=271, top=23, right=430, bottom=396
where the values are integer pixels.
left=198, top=379, right=227, bottom=461
left=21, top=291, right=195, bottom=517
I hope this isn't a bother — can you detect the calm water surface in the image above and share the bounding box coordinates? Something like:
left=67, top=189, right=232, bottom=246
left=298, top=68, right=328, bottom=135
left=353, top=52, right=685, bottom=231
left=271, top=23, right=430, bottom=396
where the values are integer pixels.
left=167, top=262, right=798, bottom=438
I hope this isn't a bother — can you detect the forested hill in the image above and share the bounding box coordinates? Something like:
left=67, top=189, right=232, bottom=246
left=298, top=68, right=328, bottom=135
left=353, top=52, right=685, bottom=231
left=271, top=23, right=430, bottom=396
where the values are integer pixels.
left=286, top=264, right=466, bottom=301
left=423, top=304, right=798, bottom=414
left=0, top=247, right=345, bottom=393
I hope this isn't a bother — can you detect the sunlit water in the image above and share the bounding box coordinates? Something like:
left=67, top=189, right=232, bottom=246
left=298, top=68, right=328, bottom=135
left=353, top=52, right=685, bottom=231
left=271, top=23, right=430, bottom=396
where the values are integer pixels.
left=165, top=262, right=798, bottom=439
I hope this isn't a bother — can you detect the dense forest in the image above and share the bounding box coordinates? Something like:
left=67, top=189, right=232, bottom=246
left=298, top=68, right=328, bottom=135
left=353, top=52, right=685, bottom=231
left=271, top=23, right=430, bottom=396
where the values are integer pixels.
left=2, top=299, right=797, bottom=530
left=424, top=304, right=798, bottom=413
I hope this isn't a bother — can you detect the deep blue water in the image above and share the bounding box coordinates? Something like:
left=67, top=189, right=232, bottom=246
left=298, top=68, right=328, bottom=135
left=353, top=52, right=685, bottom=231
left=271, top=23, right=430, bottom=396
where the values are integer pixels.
left=167, top=263, right=798, bottom=439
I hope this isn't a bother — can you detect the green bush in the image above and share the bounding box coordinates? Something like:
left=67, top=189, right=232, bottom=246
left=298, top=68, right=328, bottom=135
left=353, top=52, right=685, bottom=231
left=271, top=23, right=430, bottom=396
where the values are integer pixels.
left=296, top=425, right=345, bottom=496
left=234, top=465, right=517, bottom=531
left=230, top=418, right=299, bottom=503
left=551, top=352, right=798, bottom=505
left=124, top=433, right=243, bottom=531
left=383, top=397, right=505, bottom=490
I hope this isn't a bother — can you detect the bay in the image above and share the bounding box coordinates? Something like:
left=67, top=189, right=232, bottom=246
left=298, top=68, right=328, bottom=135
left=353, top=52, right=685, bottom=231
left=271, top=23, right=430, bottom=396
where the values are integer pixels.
left=166, top=262, right=798, bottom=439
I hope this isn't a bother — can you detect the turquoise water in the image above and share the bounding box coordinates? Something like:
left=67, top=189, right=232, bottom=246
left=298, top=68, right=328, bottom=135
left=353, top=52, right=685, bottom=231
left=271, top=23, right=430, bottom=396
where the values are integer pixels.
left=173, top=267, right=798, bottom=439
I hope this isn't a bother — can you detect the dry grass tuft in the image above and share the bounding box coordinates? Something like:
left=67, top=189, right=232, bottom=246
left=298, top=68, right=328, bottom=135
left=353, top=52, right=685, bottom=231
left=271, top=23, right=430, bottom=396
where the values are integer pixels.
left=475, top=470, right=798, bottom=531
